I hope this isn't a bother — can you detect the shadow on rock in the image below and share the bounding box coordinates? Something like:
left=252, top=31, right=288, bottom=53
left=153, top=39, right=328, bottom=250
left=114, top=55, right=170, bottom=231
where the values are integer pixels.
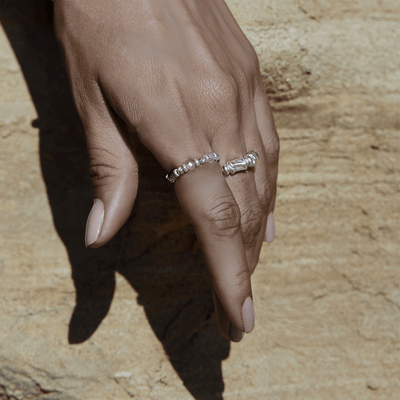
left=0, top=1, right=230, bottom=398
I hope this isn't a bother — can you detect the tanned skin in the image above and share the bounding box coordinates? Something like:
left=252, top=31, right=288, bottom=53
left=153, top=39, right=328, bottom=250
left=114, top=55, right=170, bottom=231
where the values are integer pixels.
left=53, top=0, right=279, bottom=342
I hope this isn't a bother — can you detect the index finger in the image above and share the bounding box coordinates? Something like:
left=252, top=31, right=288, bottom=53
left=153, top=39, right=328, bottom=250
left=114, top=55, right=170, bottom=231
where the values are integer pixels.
left=174, top=161, right=255, bottom=334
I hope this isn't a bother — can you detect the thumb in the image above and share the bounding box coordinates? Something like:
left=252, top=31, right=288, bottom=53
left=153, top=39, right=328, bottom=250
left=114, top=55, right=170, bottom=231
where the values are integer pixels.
left=84, top=113, right=139, bottom=248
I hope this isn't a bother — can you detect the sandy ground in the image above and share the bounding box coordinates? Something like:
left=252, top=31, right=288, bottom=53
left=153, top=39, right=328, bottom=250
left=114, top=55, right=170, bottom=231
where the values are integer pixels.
left=0, top=1, right=399, bottom=399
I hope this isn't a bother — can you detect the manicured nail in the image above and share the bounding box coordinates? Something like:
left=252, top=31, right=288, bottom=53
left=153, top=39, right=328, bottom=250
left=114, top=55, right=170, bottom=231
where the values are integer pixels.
left=229, top=323, right=245, bottom=343
left=242, top=296, right=255, bottom=333
left=85, top=199, right=105, bottom=247
left=265, top=212, right=275, bottom=243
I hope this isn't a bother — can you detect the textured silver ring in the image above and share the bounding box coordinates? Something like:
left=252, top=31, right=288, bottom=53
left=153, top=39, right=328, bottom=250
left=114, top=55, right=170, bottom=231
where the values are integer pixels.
left=166, top=152, right=220, bottom=183
left=221, top=150, right=260, bottom=176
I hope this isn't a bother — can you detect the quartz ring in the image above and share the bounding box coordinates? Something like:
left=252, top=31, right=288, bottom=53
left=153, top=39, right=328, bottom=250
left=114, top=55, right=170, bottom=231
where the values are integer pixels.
left=221, top=150, right=260, bottom=176
left=166, top=152, right=220, bottom=183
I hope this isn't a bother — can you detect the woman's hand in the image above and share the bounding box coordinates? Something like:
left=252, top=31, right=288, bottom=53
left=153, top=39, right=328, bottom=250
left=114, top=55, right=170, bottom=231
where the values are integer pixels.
left=53, top=0, right=279, bottom=342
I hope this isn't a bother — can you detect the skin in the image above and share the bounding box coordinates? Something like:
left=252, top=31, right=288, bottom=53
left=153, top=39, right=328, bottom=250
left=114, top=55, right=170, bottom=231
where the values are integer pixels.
left=53, top=0, right=279, bottom=341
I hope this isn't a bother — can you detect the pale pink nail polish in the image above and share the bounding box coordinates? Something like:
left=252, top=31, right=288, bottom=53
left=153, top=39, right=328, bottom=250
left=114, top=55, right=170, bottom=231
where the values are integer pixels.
left=242, top=296, right=255, bottom=333
left=85, top=199, right=105, bottom=247
left=265, top=212, right=275, bottom=243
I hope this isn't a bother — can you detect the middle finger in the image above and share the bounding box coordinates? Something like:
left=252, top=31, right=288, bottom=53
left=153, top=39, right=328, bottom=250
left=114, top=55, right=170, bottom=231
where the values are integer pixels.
left=212, top=124, right=265, bottom=273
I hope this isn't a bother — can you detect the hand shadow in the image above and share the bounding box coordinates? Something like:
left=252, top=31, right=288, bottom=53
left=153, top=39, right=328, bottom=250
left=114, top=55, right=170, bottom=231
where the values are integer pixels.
left=0, top=1, right=230, bottom=399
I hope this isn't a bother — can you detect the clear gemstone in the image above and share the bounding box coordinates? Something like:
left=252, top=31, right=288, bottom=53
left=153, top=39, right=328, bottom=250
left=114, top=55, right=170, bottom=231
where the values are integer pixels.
left=199, top=157, right=206, bottom=164
left=182, top=164, right=189, bottom=173
left=186, top=160, right=195, bottom=170
left=194, top=159, right=200, bottom=167
left=206, top=152, right=215, bottom=163
left=177, top=167, right=184, bottom=175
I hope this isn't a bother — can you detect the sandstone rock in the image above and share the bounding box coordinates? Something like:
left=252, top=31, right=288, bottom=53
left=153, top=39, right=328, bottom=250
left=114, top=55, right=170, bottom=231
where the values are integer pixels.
left=0, top=1, right=398, bottom=399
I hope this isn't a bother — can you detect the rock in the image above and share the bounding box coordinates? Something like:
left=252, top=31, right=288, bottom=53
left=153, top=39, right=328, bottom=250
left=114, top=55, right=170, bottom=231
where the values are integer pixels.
left=0, top=1, right=398, bottom=399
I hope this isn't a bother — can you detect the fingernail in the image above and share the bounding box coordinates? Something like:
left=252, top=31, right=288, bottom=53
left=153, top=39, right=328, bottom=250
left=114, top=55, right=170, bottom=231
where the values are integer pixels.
left=85, top=199, right=105, bottom=247
left=229, top=323, right=244, bottom=342
left=265, top=212, right=275, bottom=243
left=242, top=296, right=255, bottom=333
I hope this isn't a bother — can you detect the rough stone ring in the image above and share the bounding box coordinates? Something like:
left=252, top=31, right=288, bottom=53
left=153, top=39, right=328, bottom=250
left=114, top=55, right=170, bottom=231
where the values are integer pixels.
left=166, top=152, right=220, bottom=183
left=221, top=150, right=260, bottom=176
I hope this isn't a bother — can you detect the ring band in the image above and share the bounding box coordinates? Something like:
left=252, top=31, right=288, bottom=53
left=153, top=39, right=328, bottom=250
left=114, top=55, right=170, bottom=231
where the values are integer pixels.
left=166, top=152, right=220, bottom=183
left=221, top=150, right=260, bottom=176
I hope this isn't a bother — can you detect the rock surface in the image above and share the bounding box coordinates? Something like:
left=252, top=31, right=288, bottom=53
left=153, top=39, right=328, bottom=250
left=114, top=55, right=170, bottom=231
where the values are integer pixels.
left=0, top=1, right=399, bottom=399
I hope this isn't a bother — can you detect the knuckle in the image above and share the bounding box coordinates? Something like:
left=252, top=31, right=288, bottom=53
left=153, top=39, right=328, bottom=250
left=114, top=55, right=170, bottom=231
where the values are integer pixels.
left=88, top=164, right=118, bottom=189
left=201, top=71, right=239, bottom=111
left=234, top=269, right=250, bottom=288
left=202, top=197, right=241, bottom=239
left=258, top=174, right=273, bottom=213
left=267, top=133, right=280, bottom=162
left=88, top=148, right=120, bottom=188
left=241, top=205, right=263, bottom=247
left=219, top=75, right=239, bottom=100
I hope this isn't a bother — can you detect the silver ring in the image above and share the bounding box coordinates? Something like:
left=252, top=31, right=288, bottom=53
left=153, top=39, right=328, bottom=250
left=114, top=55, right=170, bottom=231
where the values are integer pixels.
left=166, top=152, right=220, bottom=183
left=221, top=150, right=260, bottom=176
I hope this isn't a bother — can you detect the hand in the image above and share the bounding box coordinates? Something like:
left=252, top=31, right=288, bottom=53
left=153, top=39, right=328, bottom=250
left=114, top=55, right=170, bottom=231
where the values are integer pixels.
left=53, top=0, right=279, bottom=341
